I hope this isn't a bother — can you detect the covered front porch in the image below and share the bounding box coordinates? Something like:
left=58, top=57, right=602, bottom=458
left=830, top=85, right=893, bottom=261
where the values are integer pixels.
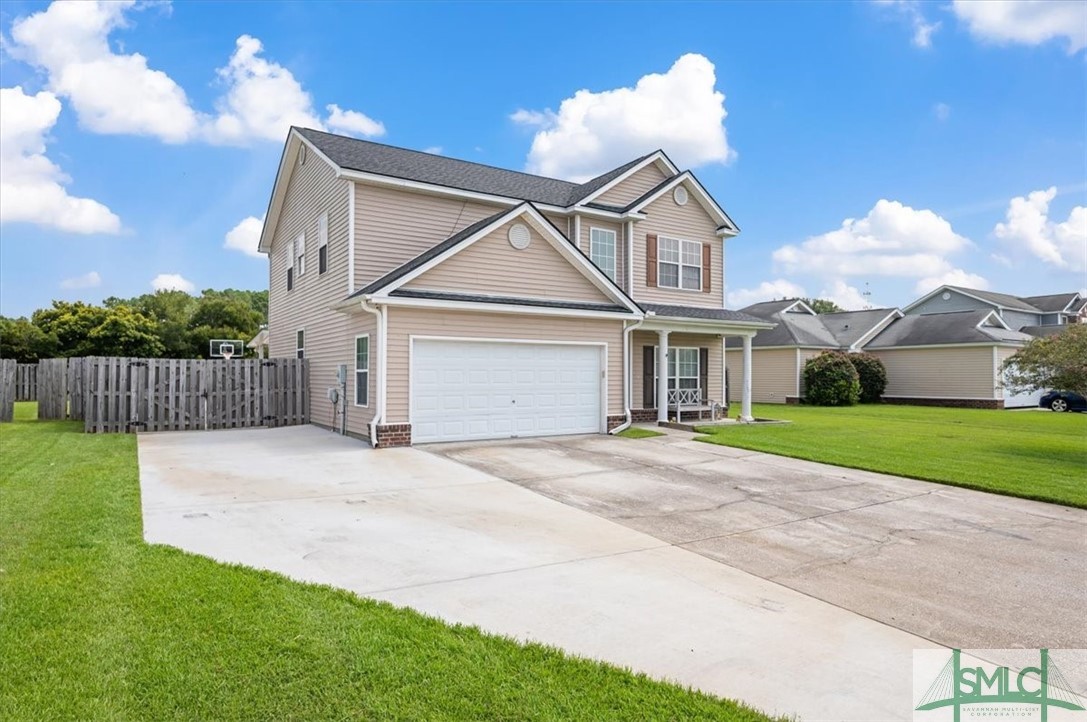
left=626, top=306, right=775, bottom=425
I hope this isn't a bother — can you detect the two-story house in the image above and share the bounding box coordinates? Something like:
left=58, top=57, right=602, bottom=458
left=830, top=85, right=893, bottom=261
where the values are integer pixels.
left=259, top=128, right=771, bottom=446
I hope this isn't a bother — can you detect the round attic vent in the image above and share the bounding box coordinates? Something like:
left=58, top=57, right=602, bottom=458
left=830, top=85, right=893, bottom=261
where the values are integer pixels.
left=942, top=291, right=951, bottom=300
left=673, top=186, right=689, bottom=206
left=508, top=223, right=531, bottom=250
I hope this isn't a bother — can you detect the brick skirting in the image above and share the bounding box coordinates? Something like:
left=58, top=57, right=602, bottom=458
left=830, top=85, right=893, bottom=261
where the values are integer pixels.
left=630, top=408, right=658, bottom=423
left=374, top=423, right=412, bottom=447
left=785, top=396, right=802, bottom=405
left=882, top=397, right=1005, bottom=410
left=606, top=415, right=627, bottom=432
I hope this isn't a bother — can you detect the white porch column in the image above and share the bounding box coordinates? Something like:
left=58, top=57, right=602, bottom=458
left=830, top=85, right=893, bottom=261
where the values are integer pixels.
left=741, top=334, right=754, bottom=422
left=657, top=330, right=670, bottom=423
left=721, top=336, right=728, bottom=415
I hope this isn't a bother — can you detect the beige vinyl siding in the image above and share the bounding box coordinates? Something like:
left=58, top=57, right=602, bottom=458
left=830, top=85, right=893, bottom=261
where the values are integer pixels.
left=541, top=211, right=572, bottom=240
left=404, top=218, right=611, bottom=303
left=632, top=331, right=724, bottom=407
left=355, top=184, right=502, bottom=289
left=269, top=152, right=377, bottom=432
left=385, top=307, right=625, bottom=423
left=581, top=219, right=626, bottom=292
left=632, top=193, right=724, bottom=308
left=594, top=163, right=671, bottom=206
left=870, top=346, right=1000, bottom=399
left=725, top=348, right=799, bottom=404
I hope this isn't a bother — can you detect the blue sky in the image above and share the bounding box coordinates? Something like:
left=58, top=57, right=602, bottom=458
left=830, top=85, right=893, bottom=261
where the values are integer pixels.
left=1, top=0, right=1084, bottom=317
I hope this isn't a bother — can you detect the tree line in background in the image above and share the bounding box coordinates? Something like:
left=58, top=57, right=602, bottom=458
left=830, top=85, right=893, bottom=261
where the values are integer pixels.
left=0, top=289, right=267, bottom=362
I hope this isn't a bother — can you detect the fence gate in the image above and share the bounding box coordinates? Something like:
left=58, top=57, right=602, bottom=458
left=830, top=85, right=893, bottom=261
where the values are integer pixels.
left=15, top=363, right=37, bottom=401
left=0, top=359, right=14, bottom=423
left=37, top=358, right=69, bottom=420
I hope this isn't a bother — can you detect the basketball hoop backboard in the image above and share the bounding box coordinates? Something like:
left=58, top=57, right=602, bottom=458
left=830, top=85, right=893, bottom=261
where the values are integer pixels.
left=210, top=339, right=244, bottom=359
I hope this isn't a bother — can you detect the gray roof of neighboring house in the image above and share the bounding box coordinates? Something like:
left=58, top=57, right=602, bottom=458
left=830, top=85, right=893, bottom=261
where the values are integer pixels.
left=390, top=289, right=631, bottom=314
left=725, top=300, right=837, bottom=348
left=944, top=286, right=1042, bottom=313
left=1020, top=325, right=1069, bottom=338
left=640, top=303, right=767, bottom=324
left=865, top=310, right=1034, bottom=348
left=819, top=308, right=898, bottom=348
left=1020, top=293, right=1082, bottom=313
left=297, top=127, right=654, bottom=207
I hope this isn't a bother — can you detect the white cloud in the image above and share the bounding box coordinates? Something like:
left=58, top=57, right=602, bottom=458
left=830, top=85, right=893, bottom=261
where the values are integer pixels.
left=0, top=86, right=121, bottom=234
left=727, top=279, right=807, bottom=308
left=422, top=146, right=443, bottom=155
left=990, top=252, right=1013, bottom=267
left=876, top=1, right=941, bottom=48
left=994, top=187, right=1087, bottom=272
left=773, top=199, right=971, bottom=280
left=952, top=0, right=1087, bottom=54
left=8, top=3, right=384, bottom=146
left=326, top=104, right=385, bottom=138
left=9, top=0, right=199, bottom=142
left=512, top=53, right=735, bottom=181
left=818, top=280, right=871, bottom=311
left=59, top=271, right=102, bottom=290
left=914, top=269, right=990, bottom=296
left=224, top=215, right=265, bottom=258
left=151, top=273, right=195, bottom=292
left=933, top=102, right=951, bottom=121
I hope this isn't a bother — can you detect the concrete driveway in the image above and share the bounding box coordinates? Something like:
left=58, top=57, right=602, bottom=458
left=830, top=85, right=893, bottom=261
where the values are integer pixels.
left=429, top=429, right=1087, bottom=654
left=139, top=425, right=943, bottom=722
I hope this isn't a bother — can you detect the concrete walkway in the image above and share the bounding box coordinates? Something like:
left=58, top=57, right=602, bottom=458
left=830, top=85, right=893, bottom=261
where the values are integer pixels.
left=139, top=425, right=943, bottom=721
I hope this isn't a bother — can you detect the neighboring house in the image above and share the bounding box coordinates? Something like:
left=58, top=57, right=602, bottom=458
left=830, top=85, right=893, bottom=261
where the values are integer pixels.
left=904, top=286, right=1086, bottom=335
left=864, top=310, right=1036, bottom=409
left=260, top=128, right=772, bottom=446
left=723, top=300, right=901, bottom=404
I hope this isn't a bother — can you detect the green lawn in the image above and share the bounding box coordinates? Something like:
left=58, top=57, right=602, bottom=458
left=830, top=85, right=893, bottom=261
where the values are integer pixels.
left=0, top=404, right=779, bottom=722
left=617, top=426, right=666, bottom=439
left=697, top=404, right=1087, bottom=508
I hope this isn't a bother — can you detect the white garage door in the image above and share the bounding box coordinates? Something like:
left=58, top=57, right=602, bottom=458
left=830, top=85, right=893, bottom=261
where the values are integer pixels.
left=412, top=339, right=603, bottom=443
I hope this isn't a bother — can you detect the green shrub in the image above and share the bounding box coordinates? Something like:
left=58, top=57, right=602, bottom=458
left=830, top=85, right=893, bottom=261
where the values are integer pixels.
left=803, top=351, right=860, bottom=406
left=848, top=353, right=887, bottom=403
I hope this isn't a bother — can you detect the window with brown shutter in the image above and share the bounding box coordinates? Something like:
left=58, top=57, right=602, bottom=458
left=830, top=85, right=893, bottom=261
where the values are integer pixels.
left=646, top=234, right=658, bottom=287
left=702, top=245, right=712, bottom=293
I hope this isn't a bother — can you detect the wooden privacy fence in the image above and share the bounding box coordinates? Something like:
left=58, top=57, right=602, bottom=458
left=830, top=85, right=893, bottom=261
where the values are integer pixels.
left=83, top=357, right=308, bottom=433
left=0, top=359, right=14, bottom=422
left=37, top=358, right=70, bottom=420
left=16, top=363, right=37, bottom=401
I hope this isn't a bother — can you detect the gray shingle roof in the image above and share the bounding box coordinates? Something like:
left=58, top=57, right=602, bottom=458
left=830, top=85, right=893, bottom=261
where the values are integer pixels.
left=298, top=127, right=655, bottom=207
left=819, top=308, right=898, bottom=347
left=1020, top=293, right=1081, bottom=313
left=390, top=289, right=631, bottom=314
left=640, top=303, right=767, bottom=324
left=865, top=310, right=1034, bottom=348
left=739, top=299, right=806, bottom=316
left=1019, top=325, right=1068, bottom=338
left=945, top=286, right=1042, bottom=313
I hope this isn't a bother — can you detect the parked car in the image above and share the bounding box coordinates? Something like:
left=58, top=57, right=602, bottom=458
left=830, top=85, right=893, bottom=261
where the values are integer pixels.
left=1039, top=390, right=1087, bottom=413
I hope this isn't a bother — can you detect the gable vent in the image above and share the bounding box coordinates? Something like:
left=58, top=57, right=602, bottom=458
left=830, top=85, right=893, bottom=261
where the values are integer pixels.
left=673, top=186, right=688, bottom=206
left=508, top=223, right=531, bottom=250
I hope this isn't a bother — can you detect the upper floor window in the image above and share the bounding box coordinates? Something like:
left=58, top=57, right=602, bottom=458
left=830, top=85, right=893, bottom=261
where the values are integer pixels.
left=589, top=227, right=616, bottom=281
left=286, top=241, right=294, bottom=291
left=296, top=329, right=305, bottom=359
left=317, top=213, right=329, bottom=275
left=659, top=236, right=701, bottom=291
left=295, top=232, right=306, bottom=276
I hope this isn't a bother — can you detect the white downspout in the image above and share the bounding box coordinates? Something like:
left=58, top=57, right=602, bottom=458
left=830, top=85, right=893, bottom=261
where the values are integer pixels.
left=573, top=214, right=582, bottom=252
left=357, top=297, right=386, bottom=446
left=611, top=317, right=645, bottom=434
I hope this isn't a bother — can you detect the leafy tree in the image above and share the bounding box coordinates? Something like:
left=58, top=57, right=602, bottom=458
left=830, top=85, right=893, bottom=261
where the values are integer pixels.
left=803, top=298, right=845, bottom=314
left=111, top=290, right=197, bottom=357
left=31, top=301, right=162, bottom=357
left=803, top=351, right=860, bottom=406
left=0, top=316, right=59, bottom=362
left=847, top=353, right=887, bottom=403
left=32, top=301, right=109, bottom=356
left=1002, top=325, right=1087, bottom=396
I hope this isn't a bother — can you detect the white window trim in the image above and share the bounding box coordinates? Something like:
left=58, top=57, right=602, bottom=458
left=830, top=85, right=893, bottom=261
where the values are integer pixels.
left=657, top=236, right=703, bottom=292
left=317, top=212, right=329, bottom=275
left=354, top=334, right=370, bottom=407
left=296, top=328, right=305, bottom=359
left=589, top=226, right=617, bottom=281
